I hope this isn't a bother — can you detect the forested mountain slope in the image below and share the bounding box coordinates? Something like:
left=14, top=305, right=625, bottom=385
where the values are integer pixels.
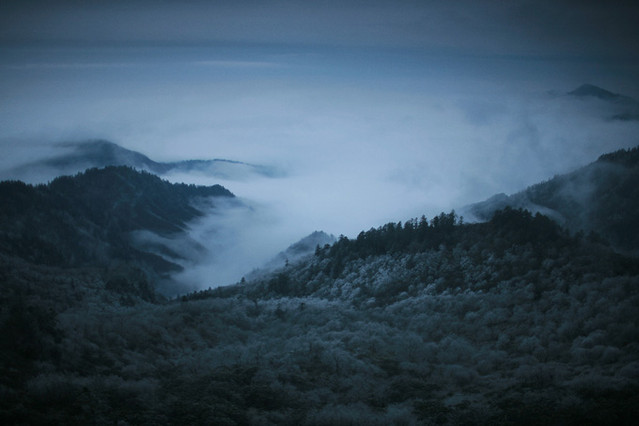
left=2, top=209, right=639, bottom=423
left=246, top=230, right=337, bottom=280
left=180, top=209, right=638, bottom=424
left=465, top=145, right=639, bottom=252
left=212, top=209, right=638, bottom=304
left=0, top=166, right=233, bottom=287
left=1, top=150, right=639, bottom=424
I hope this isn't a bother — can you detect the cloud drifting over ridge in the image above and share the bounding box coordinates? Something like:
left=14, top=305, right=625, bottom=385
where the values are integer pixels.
left=2, top=47, right=639, bottom=231
left=1, top=1, right=639, bottom=287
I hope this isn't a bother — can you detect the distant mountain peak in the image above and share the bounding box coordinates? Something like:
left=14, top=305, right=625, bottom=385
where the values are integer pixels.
left=567, top=84, right=639, bottom=121
left=568, top=84, right=621, bottom=100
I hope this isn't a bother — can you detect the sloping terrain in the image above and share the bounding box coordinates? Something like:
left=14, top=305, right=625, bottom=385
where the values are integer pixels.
left=1, top=147, right=639, bottom=424
left=568, top=84, right=639, bottom=121
left=2, top=208, right=638, bottom=425
left=0, top=166, right=234, bottom=289
left=246, top=230, right=337, bottom=280
left=464, top=145, right=639, bottom=252
left=5, top=140, right=283, bottom=183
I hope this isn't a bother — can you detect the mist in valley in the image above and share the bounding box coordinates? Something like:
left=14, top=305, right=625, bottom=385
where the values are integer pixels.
left=2, top=2, right=639, bottom=423
left=2, top=59, right=638, bottom=287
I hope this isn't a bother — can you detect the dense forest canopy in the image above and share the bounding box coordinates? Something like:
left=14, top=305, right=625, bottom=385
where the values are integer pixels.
left=1, top=149, right=639, bottom=424
left=0, top=166, right=234, bottom=286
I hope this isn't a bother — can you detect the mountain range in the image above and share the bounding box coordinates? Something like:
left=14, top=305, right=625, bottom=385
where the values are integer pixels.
left=1, top=142, right=639, bottom=424
left=5, top=139, right=284, bottom=183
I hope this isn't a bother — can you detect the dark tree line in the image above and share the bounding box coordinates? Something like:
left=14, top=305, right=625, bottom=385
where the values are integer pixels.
left=0, top=166, right=234, bottom=274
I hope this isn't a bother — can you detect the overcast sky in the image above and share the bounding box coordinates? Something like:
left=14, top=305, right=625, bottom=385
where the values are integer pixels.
left=1, top=0, right=639, bottom=286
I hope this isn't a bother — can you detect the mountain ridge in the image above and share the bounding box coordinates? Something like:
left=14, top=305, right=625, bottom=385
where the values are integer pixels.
left=6, top=139, right=284, bottom=183
left=2, top=145, right=639, bottom=424
left=0, top=165, right=234, bottom=294
left=462, top=145, right=639, bottom=252
left=245, top=230, right=337, bottom=280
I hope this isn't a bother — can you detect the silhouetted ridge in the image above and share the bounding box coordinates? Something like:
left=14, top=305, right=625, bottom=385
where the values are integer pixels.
left=47, top=140, right=164, bottom=171
left=598, top=145, right=639, bottom=167
left=569, top=84, right=621, bottom=100
left=465, top=145, right=639, bottom=252
left=8, top=139, right=284, bottom=182
left=0, top=166, right=233, bottom=277
left=46, top=166, right=233, bottom=234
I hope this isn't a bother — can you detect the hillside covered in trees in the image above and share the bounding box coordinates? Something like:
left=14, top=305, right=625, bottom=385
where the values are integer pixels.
left=466, top=145, right=639, bottom=252
left=0, top=166, right=234, bottom=292
left=1, top=148, right=639, bottom=424
left=2, top=206, right=638, bottom=424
